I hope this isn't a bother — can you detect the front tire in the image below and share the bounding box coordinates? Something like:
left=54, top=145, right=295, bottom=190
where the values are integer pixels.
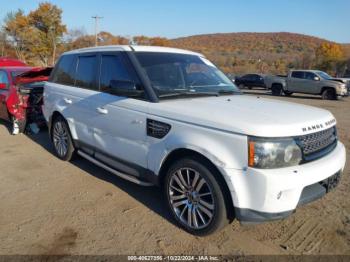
left=322, top=88, right=337, bottom=100
left=164, top=157, right=229, bottom=236
left=51, top=116, right=75, bottom=161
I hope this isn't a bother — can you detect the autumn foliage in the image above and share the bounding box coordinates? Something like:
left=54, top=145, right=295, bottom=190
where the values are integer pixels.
left=1, top=3, right=349, bottom=75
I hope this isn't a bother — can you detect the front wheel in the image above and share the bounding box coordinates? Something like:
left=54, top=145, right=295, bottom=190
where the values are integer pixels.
left=322, top=88, right=337, bottom=100
left=164, top=157, right=229, bottom=236
left=51, top=116, right=75, bottom=161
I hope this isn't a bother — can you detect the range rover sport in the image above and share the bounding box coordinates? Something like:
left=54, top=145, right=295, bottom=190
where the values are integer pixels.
left=43, top=46, right=346, bottom=235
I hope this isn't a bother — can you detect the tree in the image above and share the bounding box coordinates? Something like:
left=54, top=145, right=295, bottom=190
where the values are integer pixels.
left=3, top=9, right=31, bottom=62
left=28, top=2, right=66, bottom=66
left=98, top=31, right=129, bottom=45
left=133, top=35, right=169, bottom=46
left=316, top=42, right=345, bottom=74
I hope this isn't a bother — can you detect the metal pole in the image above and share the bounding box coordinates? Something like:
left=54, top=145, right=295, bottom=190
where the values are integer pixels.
left=92, top=16, right=103, bottom=46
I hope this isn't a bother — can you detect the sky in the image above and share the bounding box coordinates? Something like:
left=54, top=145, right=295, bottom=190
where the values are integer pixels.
left=0, top=0, right=349, bottom=43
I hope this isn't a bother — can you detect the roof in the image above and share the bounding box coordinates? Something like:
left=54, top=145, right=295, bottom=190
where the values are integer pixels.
left=63, top=45, right=203, bottom=57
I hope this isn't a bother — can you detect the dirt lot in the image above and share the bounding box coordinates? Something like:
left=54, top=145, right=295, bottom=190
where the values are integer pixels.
left=0, top=91, right=349, bottom=255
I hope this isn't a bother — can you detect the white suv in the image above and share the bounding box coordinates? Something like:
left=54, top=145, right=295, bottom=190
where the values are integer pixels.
left=43, top=45, right=346, bottom=235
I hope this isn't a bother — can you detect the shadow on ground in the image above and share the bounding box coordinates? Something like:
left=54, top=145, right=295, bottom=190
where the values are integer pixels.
left=26, top=130, right=175, bottom=227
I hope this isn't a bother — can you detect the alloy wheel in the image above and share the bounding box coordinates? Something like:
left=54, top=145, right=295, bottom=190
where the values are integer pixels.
left=53, top=121, right=69, bottom=157
left=168, top=168, right=215, bottom=229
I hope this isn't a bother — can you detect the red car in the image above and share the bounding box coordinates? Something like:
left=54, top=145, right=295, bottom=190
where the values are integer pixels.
left=0, top=65, right=51, bottom=135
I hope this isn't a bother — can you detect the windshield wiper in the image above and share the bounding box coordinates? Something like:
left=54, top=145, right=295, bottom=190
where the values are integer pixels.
left=158, top=91, right=219, bottom=98
left=218, top=89, right=241, bottom=95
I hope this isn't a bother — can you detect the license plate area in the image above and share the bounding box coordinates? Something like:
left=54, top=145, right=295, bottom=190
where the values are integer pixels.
left=320, top=171, right=341, bottom=192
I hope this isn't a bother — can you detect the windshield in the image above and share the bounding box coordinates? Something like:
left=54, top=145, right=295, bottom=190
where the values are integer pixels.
left=134, top=52, right=239, bottom=98
left=317, top=71, right=333, bottom=80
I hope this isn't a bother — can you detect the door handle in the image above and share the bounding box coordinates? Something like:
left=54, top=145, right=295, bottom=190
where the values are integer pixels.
left=96, top=107, right=108, bottom=115
left=63, top=98, right=72, bottom=104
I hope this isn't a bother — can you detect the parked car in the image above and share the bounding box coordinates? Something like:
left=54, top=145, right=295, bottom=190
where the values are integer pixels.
left=0, top=57, right=27, bottom=67
left=235, top=74, right=266, bottom=89
left=0, top=66, right=51, bottom=134
left=43, top=46, right=346, bottom=235
left=265, top=70, right=349, bottom=100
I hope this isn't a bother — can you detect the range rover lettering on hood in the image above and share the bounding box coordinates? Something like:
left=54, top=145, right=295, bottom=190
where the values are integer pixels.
left=302, top=119, right=336, bottom=132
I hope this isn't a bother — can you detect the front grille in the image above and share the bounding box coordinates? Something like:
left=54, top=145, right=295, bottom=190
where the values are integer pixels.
left=296, top=126, right=337, bottom=161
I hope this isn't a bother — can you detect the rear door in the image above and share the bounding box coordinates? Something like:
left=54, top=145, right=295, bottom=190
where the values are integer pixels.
left=49, top=54, right=100, bottom=150
left=91, top=52, right=149, bottom=176
left=0, top=70, right=10, bottom=120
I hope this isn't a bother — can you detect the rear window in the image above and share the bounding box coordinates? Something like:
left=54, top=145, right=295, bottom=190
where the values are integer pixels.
left=291, top=71, right=304, bottom=79
left=51, top=55, right=76, bottom=85
left=75, top=56, right=98, bottom=90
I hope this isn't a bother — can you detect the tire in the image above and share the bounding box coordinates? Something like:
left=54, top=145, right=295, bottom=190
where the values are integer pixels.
left=247, top=86, right=252, bottom=90
left=10, top=116, right=26, bottom=135
left=51, top=115, right=75, bottom=161
left=164, top=157, right=229, bottom=236
left=322, top=88, right=337, bottom=100
left=284, top=90, right=293, bottom=97
left=271, top=84, right=283, bottom=96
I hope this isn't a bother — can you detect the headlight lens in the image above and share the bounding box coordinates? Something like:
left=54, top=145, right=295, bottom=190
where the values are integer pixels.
left=248, top=137, right=302, bottom=169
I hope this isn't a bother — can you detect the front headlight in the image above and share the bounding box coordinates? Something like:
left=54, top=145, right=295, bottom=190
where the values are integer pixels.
left=248, top=137, right=302, bottom=169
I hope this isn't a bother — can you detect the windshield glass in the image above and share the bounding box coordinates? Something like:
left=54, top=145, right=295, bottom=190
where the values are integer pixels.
left=317, top=71, right=333, bottom=80
left=134, top=52, right=239, bottom=98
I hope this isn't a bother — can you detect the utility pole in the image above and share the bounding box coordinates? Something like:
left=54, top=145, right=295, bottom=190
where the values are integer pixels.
left=92, top=15, right=103, bottom=46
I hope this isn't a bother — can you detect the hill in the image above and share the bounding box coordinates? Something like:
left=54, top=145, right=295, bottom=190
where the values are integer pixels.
left=169, top=32, right=349, bottom=74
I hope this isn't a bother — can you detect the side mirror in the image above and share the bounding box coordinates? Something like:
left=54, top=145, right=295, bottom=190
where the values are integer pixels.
left=314, top=76, right=320, bottom=81
left=106, top=80, right=144, bottom=97
left=0, top=83, right=8, bottom=89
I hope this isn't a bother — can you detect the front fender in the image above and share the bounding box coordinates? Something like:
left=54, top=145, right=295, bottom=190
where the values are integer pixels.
left=148, top=125, right=247, bottom=175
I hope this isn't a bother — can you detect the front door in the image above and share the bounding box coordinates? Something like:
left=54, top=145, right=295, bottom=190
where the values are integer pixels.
left=91, top=53, right=149, bottom=176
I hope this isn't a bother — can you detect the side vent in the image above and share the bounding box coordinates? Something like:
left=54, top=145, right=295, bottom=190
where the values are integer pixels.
left=147, top=119, right=171, bottom=139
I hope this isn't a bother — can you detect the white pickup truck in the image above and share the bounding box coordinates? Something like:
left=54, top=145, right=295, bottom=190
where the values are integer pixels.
left=43, top=46, right=346, bottom=235
left=265, top=70, right=349, bottom=100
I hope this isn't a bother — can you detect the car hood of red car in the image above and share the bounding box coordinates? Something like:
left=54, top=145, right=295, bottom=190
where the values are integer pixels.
left=14, top=67, right=52, bottom=84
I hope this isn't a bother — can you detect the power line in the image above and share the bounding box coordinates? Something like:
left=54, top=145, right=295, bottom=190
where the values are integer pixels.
left=92, top=15, right=103, bottom=46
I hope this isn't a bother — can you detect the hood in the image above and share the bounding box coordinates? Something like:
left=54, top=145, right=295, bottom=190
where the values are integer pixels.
left=148, top=95, right=336, bottom=137
left=329, top=78, right=347, bottom=84
left=14, top=67, right=52, bottom=85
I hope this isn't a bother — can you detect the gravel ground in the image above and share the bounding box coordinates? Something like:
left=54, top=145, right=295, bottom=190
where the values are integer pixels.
left=0, top=90, right=349, bottom=255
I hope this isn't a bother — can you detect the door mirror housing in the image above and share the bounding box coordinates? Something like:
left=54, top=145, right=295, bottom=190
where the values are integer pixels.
left=106, top=80, right=144, bottom=97
left=0, top=83, right=8, bottom=89
left=314, top=76, right=320, bottom=81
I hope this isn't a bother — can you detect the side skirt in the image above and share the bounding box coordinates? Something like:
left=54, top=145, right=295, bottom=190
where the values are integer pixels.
left=77, top=150, right=153, bottom=187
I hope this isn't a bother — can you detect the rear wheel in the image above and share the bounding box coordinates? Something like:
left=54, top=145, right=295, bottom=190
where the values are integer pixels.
left=164, top=157, right=229, bottom=236
left=271, top=84, right=283, bottom=96
left=322, top=88, right=337, bottom=100
left=51, top=116, right=75, bottom=161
